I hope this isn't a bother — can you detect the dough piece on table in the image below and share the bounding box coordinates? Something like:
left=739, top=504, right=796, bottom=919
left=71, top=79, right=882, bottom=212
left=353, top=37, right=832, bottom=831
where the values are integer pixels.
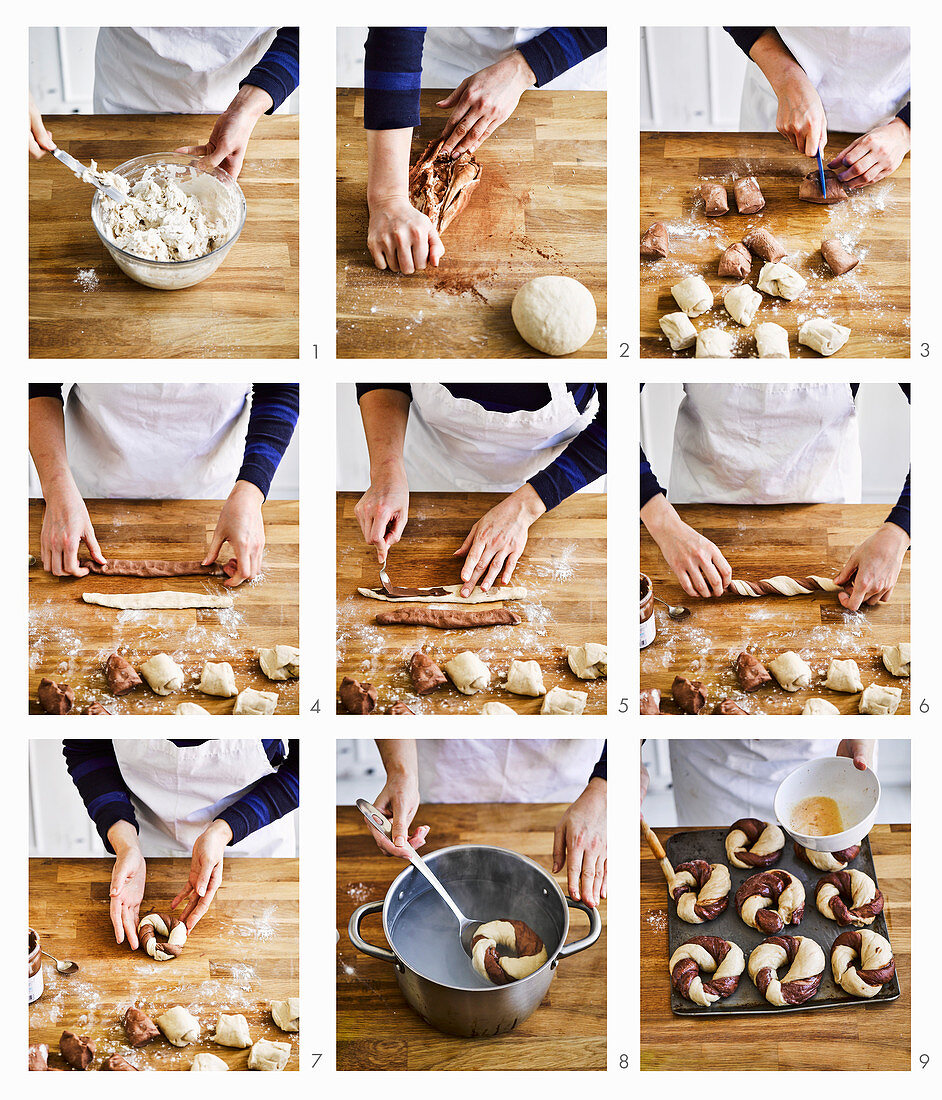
left=271, top=998, right=300, bottom=1033
left=234, top=687, right=279, bottom=715
left=191, top=1053, right=229, bottom=1071
left=505, top=659, right=546, bottom=696
left=83, top=590, right=233, bottom=610
left=640, top=222, right=669, bottom=258
left=196, top=661, right=237, bottom=698
left=881, top=643, right=910, bottom=678
left=733, top=176, right=765, bottom=214
left=672, top=675, right=707, bottom=714
left=139, top=653, right=185, bottom=695
left=824, top=658, right=863, bottom=693
left=640, top=688, right=661, bottom=714
left=444, top=651, right=491, bottom=695
left=671, top=275, right=713, bottom=317
left=28, top=1044, right=49, bottom=1071
left=105, top=652, right=143, bottom=695
left=695, top=328, right=735, bottom=358
left=511, top=275, right=597, bottom=356
left=102, top=1054, right=139, bottom=1070
left=38, top=677, right=74, bottom=714
left=858, top=684, right=902, bottom=715
left=768, top=651, right=813, bottom=692
left=714, top=699, right=748, bottom=714
left=541, top=686, right=588, bottom=714
left=567, top=642, right=607, bottom=679
left=757, top=261, right=807, bottom=300
left=755, top=321, right=790, bottom=358
left=803, top=698, right=840, bottom=715
left=60, top=1030, right=95, bottom=1069
left=723, top=284, right=762, bottom=326
left=821, top=238, right=859, bottom=275
left=258, top=645, right=300, bottom=681
left=247, top=1039, right=291, bottom=1071
left=800, top=169, right=848, bottom=204
left=124, top=1006, right=160, bottom=1047
left=718, top=242, right=752, bottom=278
left=482, top=701, right=516, bottom=715
left=377, top=607, right=520, bottom=628
left=409, top=651, right=447, bottom=694
left=338, top=677, right=376, bottom=714
left=699, top=182, right=729, bottom=216
left=388, top=701, right=415, bottom=714
left=175, top=701, right=211, bottom=715
left=157, top=1006, right=201, bottom=1047
left=83, top=702, right=111, bottom=714
left=735, top=651, right=772, bottom=692
left=359, top=584, right=527, bottom=604
left=659, top=311, right=697, bottom=352
left=743, top=227, right=786, bottom=262
left=213, top=1013, right=252, bottom=1048
left=798, top=318, right=851, bottom=356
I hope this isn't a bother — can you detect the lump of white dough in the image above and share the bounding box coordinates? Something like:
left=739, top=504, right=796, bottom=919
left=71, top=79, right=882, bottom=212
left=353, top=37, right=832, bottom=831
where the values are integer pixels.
left=247, top=1039, right=291, bottom=1071
left=196, top=661, right=237, bottom=697
left=768, top=651, right=813, bottom=692
left=671, top=275, right=713, bottom=317
left=212, top=1013, right=251, bottom=1048
left=504, top=659, right=546, bottom=696
left=757, top=261, right=807, bottom=301
left=755, top=322, right=790, bottom=358
left=271, top=998, right=300, bottom=1033
left=723, top=284, right=762, bottom=326
left=881, top=643, right=910, bottom=677
left=541, top=686, right=588, bottom=714
left=802, top=698, right=840, bottom=715
left=567, top=642, right=607, bottom=679
left=233, top=687, right=278, bottom=715
left=139, top=653, right=185, bottom=695
left=858, top=684, right=902, bottom=715
left=798, top=318, right=851, bottom=356
left=696, top=328, right=735, bottom=358
left=511, top=276, right=597, bottom=355
left=659, top=311, right=697, bottom=351
left=175, top=701, right=211, bottom=715
left=191, top=1053, right=229, bottom=1071
left=258, top=645, right=300, bottom=681
left=443, top=651, right=491, bottom=695
left=482, top=701, right=516, bottom=714
left=824, top=658, right=863, bottom=693
left=157, top=1005, right=201, bottom=1047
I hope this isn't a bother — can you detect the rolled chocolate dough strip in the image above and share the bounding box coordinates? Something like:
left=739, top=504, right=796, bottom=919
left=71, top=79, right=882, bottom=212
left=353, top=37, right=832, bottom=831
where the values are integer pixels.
left=83, top=591, right=234, bottom=610
left=80, top=558, right=225, bottom=578
left=359, top=584, right=527, bottom=604
left=377, top=607, right=522, bottom=629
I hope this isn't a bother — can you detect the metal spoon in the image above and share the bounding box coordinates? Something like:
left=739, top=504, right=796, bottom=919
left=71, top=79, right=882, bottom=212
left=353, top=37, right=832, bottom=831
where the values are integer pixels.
left=41, top=949, right=79, bottom=975
left=653, top=594, right=690, bottom=620
left=356, top=798, right=484, bottom=957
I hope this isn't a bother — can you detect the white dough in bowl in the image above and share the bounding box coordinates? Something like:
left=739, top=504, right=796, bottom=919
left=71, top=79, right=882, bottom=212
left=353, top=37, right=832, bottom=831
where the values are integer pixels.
left=511, top=276, right=597, bottom=355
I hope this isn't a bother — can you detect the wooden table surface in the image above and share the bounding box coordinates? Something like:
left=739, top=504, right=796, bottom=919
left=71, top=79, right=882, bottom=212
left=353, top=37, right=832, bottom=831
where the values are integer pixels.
left=640, top=132, right=910, bottom=358
left=29, top=499, right=299, bottom=715
left=30, top=857, right=299, bottom=1070
left=336, top=491, right=607, bottom=714
left=640, top=825, right=910, bottom=1070
left=337, top=89, right=607, bottom=358
left=640, top=504, right=910, bottom=715
left=337, top=803, right=607, bottom=1070
left=29, top=114, right=299, bottom=359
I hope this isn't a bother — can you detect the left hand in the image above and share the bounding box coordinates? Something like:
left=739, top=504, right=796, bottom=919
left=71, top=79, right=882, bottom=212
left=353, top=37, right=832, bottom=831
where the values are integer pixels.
left=175, top=84, right=273, bottom=179
left=436, top=51, right=536, bottom=159
left=836, top=740, right=875, bottom=771
left=453, top=484, right=545, bottom=596
left=205, top=480, right=266, bottom=587
left=171, top=820, right=232, bottom=929
left=834, top=522, right=909, bottom=612
left=553, top=778, right=607, bottom=908
left=829, top=117, right=911, bottom=189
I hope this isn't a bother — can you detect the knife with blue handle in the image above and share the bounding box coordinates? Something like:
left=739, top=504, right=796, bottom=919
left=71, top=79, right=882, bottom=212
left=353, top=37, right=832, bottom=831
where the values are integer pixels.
left=816, top=149, right=827, bottom=197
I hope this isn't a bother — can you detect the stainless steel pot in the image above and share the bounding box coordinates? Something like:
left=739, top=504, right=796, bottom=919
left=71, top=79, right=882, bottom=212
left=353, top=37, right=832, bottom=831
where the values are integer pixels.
left=349, top=844, right=601, bottom=1037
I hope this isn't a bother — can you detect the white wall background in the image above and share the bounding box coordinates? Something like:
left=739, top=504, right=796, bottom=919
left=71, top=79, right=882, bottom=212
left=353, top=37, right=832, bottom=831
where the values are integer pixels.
left=336, top=739, right=384, bottom=806
left=640, top=383, right=910, bottom=505
left=337, top=27, right=367, bottom=87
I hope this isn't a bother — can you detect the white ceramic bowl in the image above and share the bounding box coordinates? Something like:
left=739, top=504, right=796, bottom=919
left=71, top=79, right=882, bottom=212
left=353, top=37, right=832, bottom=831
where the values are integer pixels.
left=773, top=756, right=880, bottom=852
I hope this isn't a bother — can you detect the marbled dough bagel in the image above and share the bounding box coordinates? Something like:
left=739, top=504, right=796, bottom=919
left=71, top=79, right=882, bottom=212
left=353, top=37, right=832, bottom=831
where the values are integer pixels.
left=735, top=870, right=805, bottom=933
left=725, top=818, right=785, bottom=869
left=793, top=841, right=860, bottom=872
left=471, top=919, right=548, bottom=985
left=669, top=860, right=731, bottom=924
left=814, top=870, right=884, bottom=926
left=669, top=936, right=745, bottom=1006
left=748, top=934, right=825, bottom=1006
left=830, top=929, right=896, bottom=997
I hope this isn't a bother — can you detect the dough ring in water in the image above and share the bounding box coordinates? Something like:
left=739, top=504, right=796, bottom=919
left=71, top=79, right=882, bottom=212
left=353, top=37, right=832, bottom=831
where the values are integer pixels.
left=471, top=919, right=548, bottom=984
left=138, top=912, right=187, bottom=960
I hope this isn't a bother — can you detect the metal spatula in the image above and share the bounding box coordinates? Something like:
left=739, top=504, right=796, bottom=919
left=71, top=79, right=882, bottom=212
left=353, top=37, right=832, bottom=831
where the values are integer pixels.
left=51, top=146, right=128, bottom=205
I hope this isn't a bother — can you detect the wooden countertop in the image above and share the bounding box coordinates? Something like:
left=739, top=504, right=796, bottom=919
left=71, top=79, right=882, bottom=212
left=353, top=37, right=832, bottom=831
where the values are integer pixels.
left=29, top=499, right=299, bottom=714
left=30, top=857, right=299, bottom=1070
left=336, top=491, right=607, bottom=713
left=640, top=825, right=910, bottom=1070
left=337, top=802, right=606, bottom=1070
left=640, top=131, right=910, bottom=358
left=337, top=89, right=607, bottom=358
left=640, top=503, right=910, bottom=714
left=29, top=114, right=298, bottom=359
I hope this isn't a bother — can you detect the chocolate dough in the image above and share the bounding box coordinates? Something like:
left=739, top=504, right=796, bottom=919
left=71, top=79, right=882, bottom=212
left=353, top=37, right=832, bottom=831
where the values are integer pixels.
left=743, top=226, right=786, bottom=262
left=60, top=1030, right=95, bottom=1070
left=699, top=182, right=729, bottom=216
left=735, top=651, right=772, bottom=692
left=714, top=699, right=748, bottom=714
left=409, top=139, right=482, bottom=232
left=408, top=651, right=447, bottom=694
left=672, top=675, right=707, bottom=715
left=640, top=688, right=661, bottom=715
left=718, top=242, right=752, bottom=277
left=376, top=607, right=521, bottom=629
left=79, top=559, right=224, bottom=578
left=339, top=676, right=377, bottom=715
left=38, top=677, right=74, bottom=714
left=105, top=652, right=143, bottom=695
left=102, top=1054, right=139, bottom=1071
left=733, top=176, right=765, bottom=213
left=799, top=169, right=848, bottom=204
left=821, top=238, right=859, bottom=275
left=124, top=1006, right=160, bottom=1047
left=640, top=222, right=669, bottom=258
left=28, top=1044, right=49, bottom=1071
left=83, top=702, right=111, bottom=715
left=388, top=701, right=415, bottom=714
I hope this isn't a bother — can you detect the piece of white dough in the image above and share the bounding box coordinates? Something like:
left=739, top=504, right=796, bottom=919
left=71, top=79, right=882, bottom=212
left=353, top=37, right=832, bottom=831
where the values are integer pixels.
left=271, top=998, right=300, bottom=1033
left=824, top=658, right=863, bottom=693
left=139, top=653, right=185, bottom=695
left=802, top=698, right=840, bottom=715
left=659, top=311, right=697, bottom=351
left=858, top=684, right=902, bottom=715
left=755, top=321, right=790, bottom=358
left=541, top=686, right=588, bottom=714
left=233, top=687, right=278, bottom=715
left=768, top=651, right=813, bottom=692
left=197, top=661, right=237, bottom=697
left=567, top=643, right=607, bottom=680
left=175, top=701, right=211, bottom=715
left=357, top=584, right=527, bottom=604
left=671, top=275, right=713, bottom=317
left=213, top=1013, right=251, bottom=1048
left=443, top=651, right=491, bottom=695
left=798, top=318, right=851, bottom=356
left=511, top=275, right=597, bottom=356
left=259, top=645, right=300, bottom=681
left=83, top=590, right=233, bottom=610
left=757, top=261, right=807, bottom=301
left=247, top=1039, right=291, bottom=1071
left=696, top=328, right=735, bottom=358
left=723, top=284, right=762, bottom=326
left=881, top=643, right=910, bottom=678
left=505, top=659, right=546, bottom=696
left=191, top=1053, right=229, bottom=1071
left=157, top=1005, right=201, bottom=1047
left=481, top=701, right=516, bottom=715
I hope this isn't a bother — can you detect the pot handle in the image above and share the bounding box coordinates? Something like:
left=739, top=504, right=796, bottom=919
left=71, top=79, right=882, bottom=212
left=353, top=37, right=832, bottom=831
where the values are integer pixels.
left=554, top=897, right=602, bottom=964
left=348, top=900, right=397, bottom=964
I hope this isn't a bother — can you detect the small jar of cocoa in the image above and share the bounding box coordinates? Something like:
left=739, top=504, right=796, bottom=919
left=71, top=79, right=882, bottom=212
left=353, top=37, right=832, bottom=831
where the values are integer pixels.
left=29, top=927, right=43, bottom=1003
left=640, top=573, right=656, bottom=649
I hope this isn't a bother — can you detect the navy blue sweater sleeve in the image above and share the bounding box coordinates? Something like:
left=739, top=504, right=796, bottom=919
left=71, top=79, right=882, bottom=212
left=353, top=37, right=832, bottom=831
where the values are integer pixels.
left=590, top=741, right=607, bottom=783
left=240, top=27, right=299, bottom=112
left=528, top=384, right=606, bottom=510
left=62, top=740, right=138, bottom=852
left=517, top=27, right=607, bottom=87
left=882, top=383, right=910, bottom=534
left=364, top=27, right=425, bottom=130
left=217, top=740, right=300, bottom=846
left=639, top=382, right=666, bottom=508
left=237, top=383, right=299, bottom=499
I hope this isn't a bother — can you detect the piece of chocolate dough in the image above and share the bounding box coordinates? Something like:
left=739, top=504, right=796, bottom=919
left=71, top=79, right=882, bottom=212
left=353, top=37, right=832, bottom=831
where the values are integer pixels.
left=799, top=169, right=848, bottom=204
left=672, top=675, right=707, bottom=714
left=640, top=688, right=661, bottom=715
left=718, top=242, right=752, bottom=277
left=83, top=702, right=111, bottom=715
left=409, top=651, right=447, bottom=695
left=699, top=182, right=729, bottom=216
left=733, top=176, right=765, bottom=214
left=38, top=677, right=74, bottom=715
left=376, top=607, right=521, bottom=629
left=743, top=227, right=786, bottom=262
left=105, top=652, right=143, bottom=695
left=388, top=701, right=415, bottom=714
left=640, top=222, right=670, bottom=258
left=60, top=1030, right=95, bottom=1070
left=735, top=651, right=772, bottom=692
left=28, top=1044, right=49, bottom=1071
left=124, top=1007, right=160, bottom=1048
left=339, top=676, right=377, bottom=715
left=102, top=1054, right=139, bottom=1071
left=79, top=558, right=224, bottom=578
left=821, top=238, right=859, bottom=275
left=409, top=139, right=482, bottom=232
left=714, top=698, right=749, bottom=714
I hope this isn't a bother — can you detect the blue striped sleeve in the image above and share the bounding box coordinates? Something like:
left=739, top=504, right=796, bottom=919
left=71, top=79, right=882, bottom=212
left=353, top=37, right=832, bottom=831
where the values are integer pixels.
left=218, top=740, right=300, bottom=845
left=62, top=740, right=138, bottom=852
left=364, top=27, right=426, bottom=130
left=237, top=384, right=300, bottom=499
left=240, top=27, right=299, bottom=112
left=590, top=741, right=607, bottom=782
left=517, top=27, right=607, bottom=87
left=528, top=384, right=606, bottom=510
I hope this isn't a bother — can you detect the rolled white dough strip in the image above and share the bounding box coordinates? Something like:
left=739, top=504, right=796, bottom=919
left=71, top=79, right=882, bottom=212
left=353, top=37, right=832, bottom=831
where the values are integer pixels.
left=358, top=585, right=526, bottom=604
left=83, top=590, right=234, bottom=610
left=727, top=575, right=841, bottom=597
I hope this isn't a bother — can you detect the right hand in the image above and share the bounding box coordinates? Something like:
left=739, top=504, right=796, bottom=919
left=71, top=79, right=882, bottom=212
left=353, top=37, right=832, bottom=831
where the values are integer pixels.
left=640, top=761, right=650, bottom=804
left=369, top=773, right=428, bottom=858
left=108, top=826, right=147, bottom=950
left=29, top=92, right=54, bottom=159
left=774, top=72, right=828, bottom=157
left=367, top=196, right=444, bottom=275
left=40, top=476, right=105, bottom=576
left=640, top=494, right=732, bottom=598
left=354, top=461, right=410, bottom=562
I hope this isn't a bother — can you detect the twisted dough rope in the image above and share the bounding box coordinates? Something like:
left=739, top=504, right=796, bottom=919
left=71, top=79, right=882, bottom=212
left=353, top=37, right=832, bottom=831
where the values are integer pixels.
left=726, top=575, right=842, bottom=598
left=830, top=929, right=896, bottom=997
left=815, top=870, right=885, bottom=926
left=794, top=841, right=861, bottom=873
left=138, top=913, right=187, bottom=961
left=748, top=935, right=825, bottom=1006
left=735, top=870, right=805, bottom=933
left=725, top=819, right=785, bottom=869
left=669, top=860, right=731, bottom=924
left=471, top=919, right=548, bottom=984
left=669, top=936, right=745, bottom=1006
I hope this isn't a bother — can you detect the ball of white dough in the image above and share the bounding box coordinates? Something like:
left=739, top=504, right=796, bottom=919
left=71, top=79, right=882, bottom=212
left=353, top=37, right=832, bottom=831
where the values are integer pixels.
left=511, top=276, right=597, bottom=356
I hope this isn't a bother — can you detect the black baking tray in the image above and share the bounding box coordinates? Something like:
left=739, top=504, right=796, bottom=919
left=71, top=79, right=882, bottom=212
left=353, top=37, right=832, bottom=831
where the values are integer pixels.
left=666, top=828, right=900, bottom=1015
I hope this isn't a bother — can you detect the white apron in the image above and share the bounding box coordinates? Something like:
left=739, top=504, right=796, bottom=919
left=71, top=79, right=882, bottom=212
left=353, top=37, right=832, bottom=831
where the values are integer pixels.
left=112, top=739, right=295, bottom=856
left=422, top=27, right=606, bottom=91
left=417, top=739, right=605, bottom=803
left=668, top=383, right=861, bottom=505
left=64, top=383, right=251, bottom=499
left=95, top=27, right=276, bottom=114
left=405, top=382, right=599, bottom=492
left=740, top=27, right=910, bottom=135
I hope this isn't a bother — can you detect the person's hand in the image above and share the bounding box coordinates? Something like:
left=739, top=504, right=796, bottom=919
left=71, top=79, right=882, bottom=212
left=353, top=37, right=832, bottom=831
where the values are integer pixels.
left=834, top=523, right=909, bottom=612
left=436, top=51, right=537, bottom=159
left=354, top=460, right=410, bottom=562
left=204, top=480, right=265, bottom=587
left=773, top=70, right=828, bottom=157
left=175, top=84, right=273, bottom=179
left=553, top=778, right=607, bottom=908
left=40, top=474, right=106, bottom=577
left=107, top=822, right=146, bottom=949
left=830, top=118, right=911, bottom=189
left=369, top=772, right=428, bottom=858
left=640, top=493, right=732, bottom=598
left=367, top=196, right=444, bottom=275
left=171, top=820, right=231, bottom=929
left=641, top=761, right=650, bottom=805
left=29, top=91, right=54, bottom=159
left=453, top=484, right=545, bottom=597
left=836, top=740, right=875, bottom=771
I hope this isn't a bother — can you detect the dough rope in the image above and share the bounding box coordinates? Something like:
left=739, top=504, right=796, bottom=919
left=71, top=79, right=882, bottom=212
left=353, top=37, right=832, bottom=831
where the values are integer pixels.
left=359, top=584, right=527, bottom=604
left=137, top=913, right=187, bottom=961
left=724, top=819, right=785, bottom=869
left=669, top=936, right=745, bottom=1007
left=830, top=929, right=896, bottom=998
left=669, top=860, right=731, bottom=924
left=726, top=575, right=842, bottom=597
left=79, top=558, right=226, bottom=577
left=735, top=870, right=805, bottom=933
left=83, top=590, right=234, bottom=610
left=376, top=607, right=521, bottom=628
left=471, top=919, right=548, bottom=984
left=814, top=870, right=884, bottom=926
left=748, top=935, right=825, bottom=1006
left=793, top=841, right=861, bottom=872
